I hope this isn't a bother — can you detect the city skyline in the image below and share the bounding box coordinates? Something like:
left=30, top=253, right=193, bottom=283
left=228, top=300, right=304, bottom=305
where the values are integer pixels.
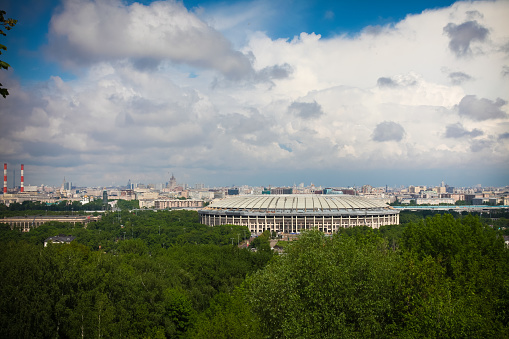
left=1, top=162, right=506, bottom=190
left=1, top=0, right=508, bottom=187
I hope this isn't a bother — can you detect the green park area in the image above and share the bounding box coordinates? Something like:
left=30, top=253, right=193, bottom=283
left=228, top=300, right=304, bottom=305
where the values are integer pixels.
left=1, top=203, right=509, bottom=338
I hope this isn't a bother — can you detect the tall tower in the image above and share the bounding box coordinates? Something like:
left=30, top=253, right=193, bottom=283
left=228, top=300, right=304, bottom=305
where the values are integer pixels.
left=3, top=163, right=6, bottom=193
left=169, top=173, right=177, bottom=189
left=20, top=164, right=24, bottom=193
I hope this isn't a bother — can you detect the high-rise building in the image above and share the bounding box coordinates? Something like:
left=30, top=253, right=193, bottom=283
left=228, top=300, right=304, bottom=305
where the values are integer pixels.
left=169, top=174, right=177, bottom=189
left=227, top=188, right=239, bottom=195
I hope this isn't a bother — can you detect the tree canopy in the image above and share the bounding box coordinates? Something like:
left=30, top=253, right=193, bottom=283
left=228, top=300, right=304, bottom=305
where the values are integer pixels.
left=197, top=215, right=509, bottom=338
left=1, top=209, right=508, bottom=337
left=0, top=10, right=17, bottom=98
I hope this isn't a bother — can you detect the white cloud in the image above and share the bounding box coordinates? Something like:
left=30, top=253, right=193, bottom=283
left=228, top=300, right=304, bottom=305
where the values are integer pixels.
left=372, top=121, right=406, bottom=142
left=458, top=95, right=507, bottom=121
left=443, top=20, right=489, bottom=57
left=445, top=123, right=483, bottom=138
left=2, top=0, right=509, bottom=186
left=47, top=0, right=253, bottom=79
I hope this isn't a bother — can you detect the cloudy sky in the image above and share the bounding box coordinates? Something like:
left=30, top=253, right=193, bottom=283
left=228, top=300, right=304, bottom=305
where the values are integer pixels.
left=1, top=0, right=508, bottom=188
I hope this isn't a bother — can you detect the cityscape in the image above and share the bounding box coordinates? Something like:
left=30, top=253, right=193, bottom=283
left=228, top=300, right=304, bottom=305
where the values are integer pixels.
left=1, top=0, right=509, bottom=337
left=2, top=164, right=508, bottom=209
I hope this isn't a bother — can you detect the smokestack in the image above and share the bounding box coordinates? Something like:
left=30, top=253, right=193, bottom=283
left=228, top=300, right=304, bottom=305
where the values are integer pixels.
left=20, top=164, right=24, bottom=193
left=3, top=163, right=6, bottom=193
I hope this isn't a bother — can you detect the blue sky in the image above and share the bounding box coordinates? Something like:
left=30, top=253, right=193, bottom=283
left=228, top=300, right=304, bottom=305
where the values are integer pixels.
left=4, top=0, right=458, bottom=83
left=0, top=0, right=508, bottom=188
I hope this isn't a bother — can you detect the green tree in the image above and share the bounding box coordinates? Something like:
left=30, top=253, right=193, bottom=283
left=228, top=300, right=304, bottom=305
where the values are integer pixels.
left=190, top=288, right=263, bottom=338
left=0, top=10, right=16, bottom=98
left=116, top=199, right=140, bottom=210
left=163, top=288, right=194, bottom=336
left=245, top=230, right=401, bottom=338
left=250, top=230, right=271, bottom=252
left=401, top=214, right=509, bottom=336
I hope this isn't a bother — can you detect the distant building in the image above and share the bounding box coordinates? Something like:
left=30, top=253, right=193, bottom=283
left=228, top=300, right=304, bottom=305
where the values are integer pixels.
left=227, top=188, right=239, bottom=195
left=3, top=215, right=101, bottom=232
left=270, top=187, right=293, bottom=195
left=323, top=188, right=345, bottom=195
left=213, top=191, right=225, bottom=199
left=120, top=189, right=136, bottom=200
left=335, top=189, right=356, bottom=195
left=409, top=186, right=426, bottom=194
left=436, top=186, right=447, bottom=194
left=154, top=199, right=204, bottom=209
left=361, top=185, right=372, bottom=193
left=169, top=174, right=177, bottom=189
left=400, top=198, right=455, bottom=205
left=44, top=235, right=76, bottom=247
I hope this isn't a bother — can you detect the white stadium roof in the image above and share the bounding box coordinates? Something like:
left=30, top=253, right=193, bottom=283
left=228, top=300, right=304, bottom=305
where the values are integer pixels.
left=205, top=194, right=390, bottom=212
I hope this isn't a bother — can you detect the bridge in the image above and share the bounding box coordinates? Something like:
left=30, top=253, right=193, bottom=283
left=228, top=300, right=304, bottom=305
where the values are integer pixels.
left=1, top=215, right=102, bottom=232
left=392, top=205, right=509, bottom=212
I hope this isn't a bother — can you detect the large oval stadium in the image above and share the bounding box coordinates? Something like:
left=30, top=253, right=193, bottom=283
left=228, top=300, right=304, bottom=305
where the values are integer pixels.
left=199, top=195, right=399, bottom=234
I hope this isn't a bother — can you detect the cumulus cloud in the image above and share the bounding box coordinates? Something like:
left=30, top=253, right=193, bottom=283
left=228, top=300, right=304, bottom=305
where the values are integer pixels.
left=502, top=66, right=509, bottom=77
left=377, top=77, right=398, bottom=88
left=466, top=10, right=483, bottom=20
left=47, top=0, right=253, bottom=79
left=376, top=74, right=418, bottom=88
left=255, top=63, right=293, bottom=82
left=470, top=139, right=493, bottom=152
left=218, top=109, right=276, bottom=145
left=362, top=25, right=387, bottom=36
left=448, top=71, right=472, bottom=85
left=23, top=141, right=74, bottom=157
left=458, top=95, right=507, bottom=121
left=371, top=121, right=405, bottom=142
left=445, top=123, right=483, bottom=138
left=288, top=101, right=324, bottom=119
left=3, top=0, right=509, bottom=186
left=443, top=20, right=489, bottom=57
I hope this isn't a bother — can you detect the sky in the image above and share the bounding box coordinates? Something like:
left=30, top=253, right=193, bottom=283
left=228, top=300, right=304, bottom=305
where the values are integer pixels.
left=0, top=0, right=508, bottom=189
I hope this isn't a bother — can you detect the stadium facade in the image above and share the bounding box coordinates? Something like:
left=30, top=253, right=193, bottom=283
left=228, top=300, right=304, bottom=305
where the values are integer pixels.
left=199, top=195, right=399, bottom=234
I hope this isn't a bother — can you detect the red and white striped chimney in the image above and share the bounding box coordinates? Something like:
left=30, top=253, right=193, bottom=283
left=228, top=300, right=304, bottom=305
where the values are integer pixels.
left=20, top=164, right=24, bottom=193
left=3, top=163, right=7, bottom=193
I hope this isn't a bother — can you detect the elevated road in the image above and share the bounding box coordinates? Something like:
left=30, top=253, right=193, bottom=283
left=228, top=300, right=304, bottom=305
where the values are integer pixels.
left=392, top=205, right=508, bottom=212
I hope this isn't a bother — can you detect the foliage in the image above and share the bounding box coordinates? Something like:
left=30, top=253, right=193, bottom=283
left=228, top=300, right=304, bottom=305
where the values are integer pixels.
left=116, top=199, right=140, bottom=210
left=189, top=287, right=263, bottom=338
left=0, top=10, right=17, bottom=98
left=241, top=215, right=509, bottom=338
left=0, top=215, right=272, bottom=338
left=249, top=230, right=271, bottom=252
left=1, top=210, right=508, bottom=337
left=245, top=230, right=401, bottom=338
left=0, top=199, right=107, bottom=217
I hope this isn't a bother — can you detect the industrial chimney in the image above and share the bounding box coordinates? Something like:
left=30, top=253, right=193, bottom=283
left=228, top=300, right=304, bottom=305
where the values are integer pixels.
left=20, top=164, right=24, bottom=193
left=3, top=163, right=6, bottom=193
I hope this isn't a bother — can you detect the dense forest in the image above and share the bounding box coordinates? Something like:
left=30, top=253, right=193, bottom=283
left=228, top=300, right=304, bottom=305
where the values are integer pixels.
left=1, top=206, right=508, bottom=338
